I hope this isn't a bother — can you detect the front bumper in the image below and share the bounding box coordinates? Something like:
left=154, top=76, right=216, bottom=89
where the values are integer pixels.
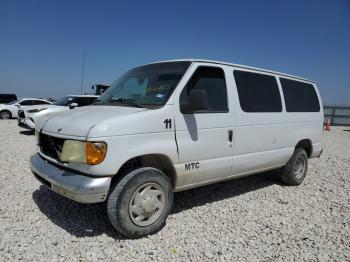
left=24, top=119, right=35, bottom=129
left=30, top=153, right=112, bottom=203
left=18, top=119, right=32, bottom=130
left=18, top=118, right=25, bottom=124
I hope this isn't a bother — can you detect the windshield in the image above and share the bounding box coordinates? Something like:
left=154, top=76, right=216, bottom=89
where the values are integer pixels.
left=7, top=99, right=20, bottom=105
left=53, top=96, right=74, bottom=106
left=96, top=61, right=191, bottom=108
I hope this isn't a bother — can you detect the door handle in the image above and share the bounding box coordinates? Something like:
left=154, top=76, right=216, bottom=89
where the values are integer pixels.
left=228, top=130, right=233, bottom=144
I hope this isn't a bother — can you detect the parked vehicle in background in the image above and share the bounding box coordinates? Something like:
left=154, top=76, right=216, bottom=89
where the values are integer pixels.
left=0, top=94, right=17, bottom=104
left=92, top=84, right=110, bottom=95
left=0, top=98, right=51, bottom=119
left=18, top=95, right=99, bottom=129
left=30, top=59, right=323, bottom=238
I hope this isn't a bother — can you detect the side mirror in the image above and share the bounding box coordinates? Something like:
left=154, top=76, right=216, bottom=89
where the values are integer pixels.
left=181, top=89, right=209, bottom=114
left=69, top=102, right=78, bottom=109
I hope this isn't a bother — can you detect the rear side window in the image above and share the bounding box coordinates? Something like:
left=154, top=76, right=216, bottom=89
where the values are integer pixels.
left=280, top=78, right=320, bottom=112
left=233, top=70, right=282, bottom=112
left=181, top=66, right=228, bottom=113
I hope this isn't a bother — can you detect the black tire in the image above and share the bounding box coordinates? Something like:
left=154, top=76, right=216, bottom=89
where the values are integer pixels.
left=107, top=167, right=173, bottom=238
left=0, top=110, right=12, bottom=119
left=281, top=148, right=308, bottom=186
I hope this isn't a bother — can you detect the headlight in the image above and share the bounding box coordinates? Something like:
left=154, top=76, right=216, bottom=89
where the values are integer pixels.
left=28, top=108, right=47, bottom=113
left=60, top=140, right=107, bottom=165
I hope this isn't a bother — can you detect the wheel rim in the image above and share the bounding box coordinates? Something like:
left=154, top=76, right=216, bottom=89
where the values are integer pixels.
left=129, top=182, right=165, bottom=227
left=294, top=156, right=306, bottom=179
left=1, top=111, right=10, bottom=119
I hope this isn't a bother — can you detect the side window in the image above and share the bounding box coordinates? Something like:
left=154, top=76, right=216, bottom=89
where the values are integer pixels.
left=74, top=98, right=86, bottom=107
left=90, top=97, right=98, bottom=104
left=72, top=97, right=82, bottom=106
left=180, top=66, right=228, bottom=113
left=280, top=78, right=320, bottom=112
left=32, top=100, right=50, bottom=105
left=19, top=100, right=33, bottom=106
left=75, top=97, right=95, bottom=107
left=85, top=97, right=97, bottom=105
left=233, top=70, right=282, bottom=112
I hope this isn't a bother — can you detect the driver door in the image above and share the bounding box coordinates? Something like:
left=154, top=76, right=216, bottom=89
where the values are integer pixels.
left=174, top=64, right=235, bottom=187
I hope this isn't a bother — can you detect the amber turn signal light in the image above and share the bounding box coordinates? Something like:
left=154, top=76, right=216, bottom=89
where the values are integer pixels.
left=86, top=142, right=107, bottom=165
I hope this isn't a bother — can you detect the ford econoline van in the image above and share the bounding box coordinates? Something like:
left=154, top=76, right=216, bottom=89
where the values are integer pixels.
left=30, top=59, right=323, bottom=238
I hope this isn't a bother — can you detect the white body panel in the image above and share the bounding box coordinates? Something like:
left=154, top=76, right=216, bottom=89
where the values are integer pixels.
left=34, top=59, right=323, bottom=193
left=173, top=63, right=235, bottom=187
left=22, top=105, right=71, bottom=129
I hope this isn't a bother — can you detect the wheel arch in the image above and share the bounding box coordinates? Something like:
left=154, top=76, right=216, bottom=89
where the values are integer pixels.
left=295, top=139, right=312, bottom=158
left=112, top=153, right=177, bottom=190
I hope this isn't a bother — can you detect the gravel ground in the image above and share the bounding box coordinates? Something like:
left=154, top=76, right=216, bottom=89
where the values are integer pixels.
left=0, top=120, right=349, bottom=261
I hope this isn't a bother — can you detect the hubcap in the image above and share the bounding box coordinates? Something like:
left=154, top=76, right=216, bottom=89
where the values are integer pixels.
left=129, top=183, right=165, bottom=227
left=294, top=157, right=306, bottom=179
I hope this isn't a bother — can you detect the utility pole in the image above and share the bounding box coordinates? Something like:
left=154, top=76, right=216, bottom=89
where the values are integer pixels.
left=80, top=51, right=86, bottom=95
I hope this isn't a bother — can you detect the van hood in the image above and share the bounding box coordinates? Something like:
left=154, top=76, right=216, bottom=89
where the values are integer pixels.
left=40, top=106, right=147, bottom=137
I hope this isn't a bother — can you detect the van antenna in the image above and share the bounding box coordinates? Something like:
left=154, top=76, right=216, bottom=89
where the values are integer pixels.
left=80, top=51, right=86, bottom=95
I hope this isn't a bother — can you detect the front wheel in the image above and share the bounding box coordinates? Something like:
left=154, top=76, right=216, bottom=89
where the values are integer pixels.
left=107, top=167, right=173, bottom=238
left=281, top=148, right=308, bottom=186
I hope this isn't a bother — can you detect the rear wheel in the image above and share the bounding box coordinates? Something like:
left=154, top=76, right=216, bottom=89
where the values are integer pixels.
left=0, top=110, right=12, bottom=119
left=107, top=167, right=173, bottom=238
left=281, top=148, right=308, bottom=186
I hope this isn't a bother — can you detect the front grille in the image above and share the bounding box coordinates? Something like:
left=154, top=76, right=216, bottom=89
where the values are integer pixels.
left=39, top=133, right=65, bottom=161
left=18, top=110, right=25, bottom=119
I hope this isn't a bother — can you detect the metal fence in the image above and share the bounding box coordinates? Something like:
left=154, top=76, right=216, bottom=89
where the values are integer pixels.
left=324, top=105, right=350, bottom=126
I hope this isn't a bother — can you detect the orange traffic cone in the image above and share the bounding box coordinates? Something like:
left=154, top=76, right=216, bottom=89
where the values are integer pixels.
left=325, top=119, right=331, bottom=131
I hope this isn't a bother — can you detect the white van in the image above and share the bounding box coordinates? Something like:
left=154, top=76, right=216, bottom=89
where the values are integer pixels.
left=30, top=59, right=323, bottom=238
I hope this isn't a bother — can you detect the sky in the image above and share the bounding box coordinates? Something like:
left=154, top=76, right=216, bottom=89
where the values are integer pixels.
left=0, top=0, right=349, bottom=104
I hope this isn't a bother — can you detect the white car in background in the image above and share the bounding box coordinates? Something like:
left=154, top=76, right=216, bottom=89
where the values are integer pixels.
left=18, top=95, right=99, bottom=130
left=0, top=98, right=52, bottom=119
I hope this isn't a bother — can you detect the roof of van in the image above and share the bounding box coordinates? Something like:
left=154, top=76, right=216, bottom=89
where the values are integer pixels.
left=148, top=59, right=315, bottom=83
